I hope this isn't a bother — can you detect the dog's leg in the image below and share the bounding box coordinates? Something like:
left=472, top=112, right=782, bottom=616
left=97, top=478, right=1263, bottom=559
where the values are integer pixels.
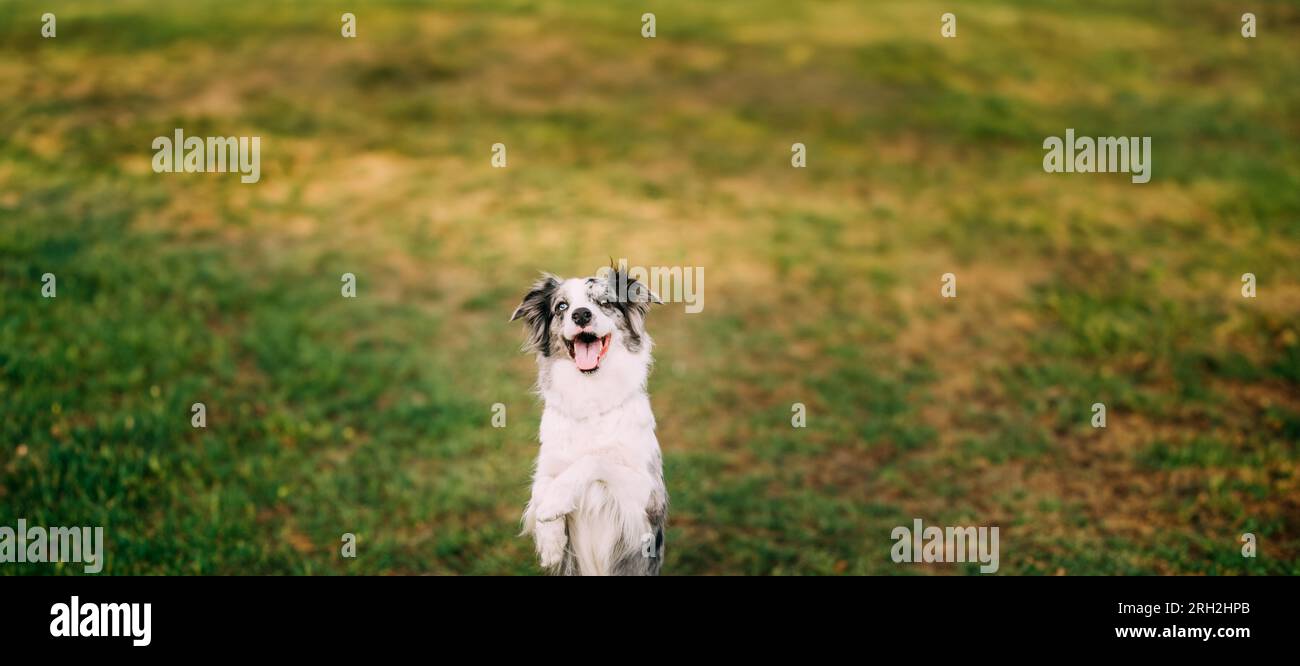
left=524, top=475, right=569, bottom=570
left=643, top=488, right=667, bottom=575
left=533, top=518, right=568, bottom=570
left=533, top=456, right=603, bottom=523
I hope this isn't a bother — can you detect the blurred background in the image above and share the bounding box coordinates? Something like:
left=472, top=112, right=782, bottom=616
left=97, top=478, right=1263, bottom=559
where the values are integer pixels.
left=1, top=0, right=1297, bottom=574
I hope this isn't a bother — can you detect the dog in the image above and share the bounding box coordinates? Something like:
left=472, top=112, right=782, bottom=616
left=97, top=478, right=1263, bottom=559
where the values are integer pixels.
left=511, top=268, right=667, bottom=575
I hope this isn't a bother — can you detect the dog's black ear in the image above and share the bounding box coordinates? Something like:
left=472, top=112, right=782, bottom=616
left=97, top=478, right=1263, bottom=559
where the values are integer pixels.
left=511, top=273, right=559, bottom=322
left=511, top=273, right=561, bottom=355
left=602, top=263, right=661, bottom=316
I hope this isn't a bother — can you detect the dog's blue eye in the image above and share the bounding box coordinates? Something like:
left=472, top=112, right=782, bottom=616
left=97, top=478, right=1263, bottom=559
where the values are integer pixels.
left=556, top=303, right=568, bottom=312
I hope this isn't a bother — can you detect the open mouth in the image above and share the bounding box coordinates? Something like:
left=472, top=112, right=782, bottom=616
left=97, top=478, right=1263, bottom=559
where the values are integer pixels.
left=566, top=332, right=612, bottom=373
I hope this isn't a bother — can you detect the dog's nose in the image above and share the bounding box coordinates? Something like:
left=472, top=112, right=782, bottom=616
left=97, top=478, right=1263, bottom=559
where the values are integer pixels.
left=571, top=307, right=592, bottom=327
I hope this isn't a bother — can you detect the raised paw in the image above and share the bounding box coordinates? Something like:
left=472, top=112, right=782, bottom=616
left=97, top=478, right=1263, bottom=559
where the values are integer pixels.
left=534, top=486, right=576, bottom=524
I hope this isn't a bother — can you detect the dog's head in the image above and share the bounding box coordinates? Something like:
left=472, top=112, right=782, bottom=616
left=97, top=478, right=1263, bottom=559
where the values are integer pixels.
left=511, top=268, right=659, bottom=375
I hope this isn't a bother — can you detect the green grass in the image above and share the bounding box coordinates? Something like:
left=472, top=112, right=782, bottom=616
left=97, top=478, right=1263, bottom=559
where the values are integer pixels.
left=2, top=0, right=1298, bottom=575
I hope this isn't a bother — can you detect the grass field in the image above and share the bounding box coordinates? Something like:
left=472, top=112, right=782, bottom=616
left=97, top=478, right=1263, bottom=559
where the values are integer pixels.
left=2, top=0, right=1298, bottom=575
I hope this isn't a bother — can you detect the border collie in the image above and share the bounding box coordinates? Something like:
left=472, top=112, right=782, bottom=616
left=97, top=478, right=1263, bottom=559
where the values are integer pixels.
left=511, top=268, right=667, bottom=575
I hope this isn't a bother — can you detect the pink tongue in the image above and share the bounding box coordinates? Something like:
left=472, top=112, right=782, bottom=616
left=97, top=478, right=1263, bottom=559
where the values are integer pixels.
left=574, top=339, right=601, bottom=371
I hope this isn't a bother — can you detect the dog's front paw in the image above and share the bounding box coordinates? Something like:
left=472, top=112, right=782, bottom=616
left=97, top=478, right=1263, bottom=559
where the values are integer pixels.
left=534, top=488, right=575, bottom=524
left=535, top=518, right=567, bottom=569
